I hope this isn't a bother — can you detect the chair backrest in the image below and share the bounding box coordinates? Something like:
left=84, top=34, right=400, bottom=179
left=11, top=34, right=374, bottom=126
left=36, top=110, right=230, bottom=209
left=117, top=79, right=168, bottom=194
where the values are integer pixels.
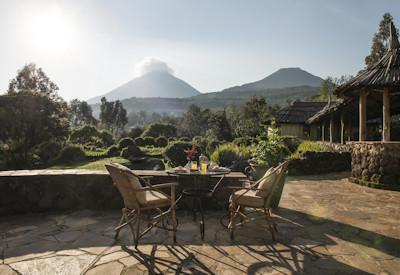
left=105, top=163, right=145, bottom=209
left=255, top=167, right=279, bottom=197
left=264, top=161, right=290, bottom=208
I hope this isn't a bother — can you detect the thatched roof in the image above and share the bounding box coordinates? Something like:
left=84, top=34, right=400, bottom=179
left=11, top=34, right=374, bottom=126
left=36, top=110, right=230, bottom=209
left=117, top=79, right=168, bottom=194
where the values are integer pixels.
left=306, top=98, right=351, bottom=124
left=335, top=21, right=400, bottom=97
left=276, top=101, right=327, bottom=124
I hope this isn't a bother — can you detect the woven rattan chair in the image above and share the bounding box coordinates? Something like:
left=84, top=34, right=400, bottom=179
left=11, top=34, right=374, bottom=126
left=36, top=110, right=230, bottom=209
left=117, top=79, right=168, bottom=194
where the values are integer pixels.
left=105, top=163, right=178, bottom=247
left=227, top=161, right=290, bottom=241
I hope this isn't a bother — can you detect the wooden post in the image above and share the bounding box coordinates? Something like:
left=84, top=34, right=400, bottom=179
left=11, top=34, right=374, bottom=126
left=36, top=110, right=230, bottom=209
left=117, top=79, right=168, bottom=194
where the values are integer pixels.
left=340, top=111, right=345, bottom=144
left=329, top=115, right=334, bottom=143
left=359, top=90, right=367, bottom=141
left=382, top=88, right=391, bottom=141
left=321, top=122, right=325, bottom=141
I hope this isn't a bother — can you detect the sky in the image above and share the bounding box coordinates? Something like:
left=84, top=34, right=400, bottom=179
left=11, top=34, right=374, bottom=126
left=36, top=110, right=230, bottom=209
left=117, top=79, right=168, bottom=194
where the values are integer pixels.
left=0, top=0, right=399, bottom=100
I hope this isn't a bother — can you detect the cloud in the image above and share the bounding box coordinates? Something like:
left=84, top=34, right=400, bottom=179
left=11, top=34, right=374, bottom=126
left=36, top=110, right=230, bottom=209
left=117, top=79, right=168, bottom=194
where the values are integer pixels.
left=134, top=57, right=174, bottom=77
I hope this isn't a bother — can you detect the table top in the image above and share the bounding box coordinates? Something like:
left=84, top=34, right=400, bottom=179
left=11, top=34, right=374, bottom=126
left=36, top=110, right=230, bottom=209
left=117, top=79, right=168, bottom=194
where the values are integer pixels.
left=167, top=169, right=231, bottom=177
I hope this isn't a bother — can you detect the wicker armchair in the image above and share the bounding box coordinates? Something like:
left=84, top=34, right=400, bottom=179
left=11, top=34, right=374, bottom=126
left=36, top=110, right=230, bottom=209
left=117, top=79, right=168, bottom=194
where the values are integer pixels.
left=105, top=163, right=178, bottom=247
left=227, top=161, right=290, bottom=241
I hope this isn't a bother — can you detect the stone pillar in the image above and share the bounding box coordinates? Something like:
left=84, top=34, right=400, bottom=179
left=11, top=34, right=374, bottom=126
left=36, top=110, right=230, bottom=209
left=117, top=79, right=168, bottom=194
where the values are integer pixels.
left=359, top=90, right=367, bottom=141
left=383, top=88, right=391, bottom=142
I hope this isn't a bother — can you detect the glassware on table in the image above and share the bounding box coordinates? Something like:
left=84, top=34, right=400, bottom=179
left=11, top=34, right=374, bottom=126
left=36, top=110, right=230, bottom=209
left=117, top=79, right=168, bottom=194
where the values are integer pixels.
left=199, top=154, right=209, bottom=174
left=190, top=161, right=198, bottom=171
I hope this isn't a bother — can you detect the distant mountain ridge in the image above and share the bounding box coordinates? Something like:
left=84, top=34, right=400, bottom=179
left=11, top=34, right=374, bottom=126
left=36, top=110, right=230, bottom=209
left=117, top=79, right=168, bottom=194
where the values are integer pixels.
left=88, top=71, right=200, bottom=104
left=221, top=67, right=323, bottom=93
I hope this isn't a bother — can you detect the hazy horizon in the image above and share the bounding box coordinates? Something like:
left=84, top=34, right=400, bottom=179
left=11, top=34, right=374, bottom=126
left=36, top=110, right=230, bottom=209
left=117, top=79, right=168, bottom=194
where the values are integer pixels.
left=0, top=0, right=399, bottom=100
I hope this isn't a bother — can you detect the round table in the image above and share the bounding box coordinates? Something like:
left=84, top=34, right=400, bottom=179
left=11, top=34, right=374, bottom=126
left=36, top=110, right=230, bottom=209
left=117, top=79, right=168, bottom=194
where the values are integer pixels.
left=167, top=169, right=231, bottom=240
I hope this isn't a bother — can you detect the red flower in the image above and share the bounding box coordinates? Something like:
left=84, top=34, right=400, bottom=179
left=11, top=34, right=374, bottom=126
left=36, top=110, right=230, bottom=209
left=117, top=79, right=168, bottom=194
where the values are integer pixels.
left=184, top=144, right=198, bottom=160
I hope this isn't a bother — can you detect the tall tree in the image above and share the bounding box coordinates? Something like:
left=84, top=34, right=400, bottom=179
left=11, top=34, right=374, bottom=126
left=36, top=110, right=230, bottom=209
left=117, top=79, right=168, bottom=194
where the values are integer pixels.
left=99, top=97, right=128, bottom=135
left=0, top=64, right=69, bottom=168
left=206, top=110, right=232, bottom=141
left=179, top=104, right=210, bottom=137
left=365, top=13, right=397, bottom=68
left=69, top=99, right=97, bottom=126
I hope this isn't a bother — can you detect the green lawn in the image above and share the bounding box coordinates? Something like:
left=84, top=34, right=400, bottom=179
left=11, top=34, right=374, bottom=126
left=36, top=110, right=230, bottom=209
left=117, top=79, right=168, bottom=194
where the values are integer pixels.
left=48, top=157, right=129, bottom=170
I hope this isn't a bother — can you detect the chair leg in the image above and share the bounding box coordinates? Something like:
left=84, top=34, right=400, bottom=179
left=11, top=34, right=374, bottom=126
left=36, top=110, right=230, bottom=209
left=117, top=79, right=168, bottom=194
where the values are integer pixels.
left=115, top=213, right=125, bottom=240
left=268, top=209, right=278, bottom=233
left=264, top=208, right=276, bottom=241
left=171, top=185, right=177, bottom=243
left=134, top=211, right=141, bottom=248
left=228, top=204, right=240, bottom=240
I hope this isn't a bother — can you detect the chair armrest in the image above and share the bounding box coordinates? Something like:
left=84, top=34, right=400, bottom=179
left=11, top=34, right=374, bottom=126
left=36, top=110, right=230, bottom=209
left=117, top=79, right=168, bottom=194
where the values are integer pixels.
left=152, top=182, right=178, bottom=189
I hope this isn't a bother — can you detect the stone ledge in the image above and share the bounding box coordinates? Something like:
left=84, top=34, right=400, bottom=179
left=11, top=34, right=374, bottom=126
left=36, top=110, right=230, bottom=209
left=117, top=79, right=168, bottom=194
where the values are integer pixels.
left=0, top=169, right=246, bottom=216
left=349, top=177, right=400, bottom=191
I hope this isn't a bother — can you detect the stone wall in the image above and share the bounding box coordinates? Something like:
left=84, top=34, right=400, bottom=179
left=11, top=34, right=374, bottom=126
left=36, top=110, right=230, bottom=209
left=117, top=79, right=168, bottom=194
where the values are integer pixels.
left=0, top=170, right=245, bottom=216
left=288, top=151, right=351, bottom=175
left=350, top=142, right=400, bottom=187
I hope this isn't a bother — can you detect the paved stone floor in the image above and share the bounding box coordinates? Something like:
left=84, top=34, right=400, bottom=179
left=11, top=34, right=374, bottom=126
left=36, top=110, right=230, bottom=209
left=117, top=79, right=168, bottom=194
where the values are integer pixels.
left=1, top=172, right=400, bottom=274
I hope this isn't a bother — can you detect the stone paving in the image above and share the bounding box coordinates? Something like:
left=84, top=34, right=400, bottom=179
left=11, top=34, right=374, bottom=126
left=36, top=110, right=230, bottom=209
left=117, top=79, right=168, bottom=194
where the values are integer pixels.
left=1, top=172, right=400, bottom=274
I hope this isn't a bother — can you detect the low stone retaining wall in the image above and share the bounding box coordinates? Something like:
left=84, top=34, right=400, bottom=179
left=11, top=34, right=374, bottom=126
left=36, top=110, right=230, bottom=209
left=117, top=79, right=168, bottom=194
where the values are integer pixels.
left=0, top=169, right=245, bottom=216
left=288, top=151, right=351, bottom=175
left=350, top=142, right=400, bottom=188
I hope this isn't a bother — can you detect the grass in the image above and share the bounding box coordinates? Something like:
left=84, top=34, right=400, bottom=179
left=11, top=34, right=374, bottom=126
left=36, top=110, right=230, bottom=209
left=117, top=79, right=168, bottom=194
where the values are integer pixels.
left=289, top=141, right=331, bottom=159
left=139, top=146, right=166, bottom=157
left=48, top=157, right=129, bottom=170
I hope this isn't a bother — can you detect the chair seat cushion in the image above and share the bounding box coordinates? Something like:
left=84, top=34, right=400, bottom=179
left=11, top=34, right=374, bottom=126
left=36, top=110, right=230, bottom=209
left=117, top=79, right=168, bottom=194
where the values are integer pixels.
left=140, top=190, right=170, bottom=207
left=232, top=189, right=265, bottom=208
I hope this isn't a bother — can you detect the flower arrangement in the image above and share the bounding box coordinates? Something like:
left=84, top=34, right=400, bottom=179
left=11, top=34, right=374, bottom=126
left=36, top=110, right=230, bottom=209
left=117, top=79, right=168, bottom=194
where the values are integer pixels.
left=184, top=144, right=198, bottom=161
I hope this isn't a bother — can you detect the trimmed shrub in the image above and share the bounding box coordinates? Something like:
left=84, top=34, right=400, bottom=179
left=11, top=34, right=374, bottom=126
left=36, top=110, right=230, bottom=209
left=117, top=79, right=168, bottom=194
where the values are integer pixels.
left=106, top=145, right=120, bottom=157
left=155, top=136, right=168, bottom=147
left=141, top=123, right=177, bottom=138
left=134, top=137, right=145, bottom=146
left=120, top=144, right=144, bottom=159
left=143, top=136, right=156, bottom=146
left=118, top=137, right=136, bottom=149
left=233, top=137, right=256, bottom=146
left=98, top=130, right=114, bottom=146
left=69, top=125, right=114, bottom=148
left=38, top=141, right=62, bottom=163
left=180, top=137, right=191, bottom=142
left=164, top=141, right=193, bottom=167
left=58, top=145, right=86, bottom=163
left=210, top=143, right=252, bottom=168
left=129, top=127, right=143, bottom=139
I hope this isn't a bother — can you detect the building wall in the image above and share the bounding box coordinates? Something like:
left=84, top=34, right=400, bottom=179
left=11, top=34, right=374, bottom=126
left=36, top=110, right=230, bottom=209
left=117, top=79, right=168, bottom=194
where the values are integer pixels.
left=279, top=123, right=306, bottom=139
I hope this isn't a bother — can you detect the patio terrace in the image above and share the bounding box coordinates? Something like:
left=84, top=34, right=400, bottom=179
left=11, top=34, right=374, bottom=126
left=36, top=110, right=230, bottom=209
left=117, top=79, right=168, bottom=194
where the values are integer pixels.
left=1, top=172, right=399, bottom=274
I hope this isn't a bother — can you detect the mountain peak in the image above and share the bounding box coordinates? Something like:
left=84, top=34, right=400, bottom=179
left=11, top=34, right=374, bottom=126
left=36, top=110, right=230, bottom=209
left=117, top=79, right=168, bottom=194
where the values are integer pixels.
left=88, top=70, right=200, bottom=103
left=221, top=67, right=323, bottom=93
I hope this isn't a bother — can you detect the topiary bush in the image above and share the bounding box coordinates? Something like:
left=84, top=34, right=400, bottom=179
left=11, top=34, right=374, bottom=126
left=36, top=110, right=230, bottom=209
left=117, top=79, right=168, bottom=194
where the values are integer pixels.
left=164, top=141, right=193, bottom=167
left=143, top=136, right=156, bottom=147
left=141, top=123, right=177, bottom=138
left=120, top=144, right=144, bottom=159
left=233, top=136, right=256, bottom=147
left=180, top=137, right=191, bottom=142
left=118, top=137, right=136, bottom=149
left=106, top=145, right=120, bottom=157
left=210, top=143, right=252, bottom=168
left=155, top=136, right=168, bottom=147
left=129, top=127, right=143, bottom=139
left=58, top=145, right=86, bottom=163
left=37, top=141, right=62, bottom=163
left=134, top=137, right=145, bottom=146
left=98, top=130, right=114, bottom=147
